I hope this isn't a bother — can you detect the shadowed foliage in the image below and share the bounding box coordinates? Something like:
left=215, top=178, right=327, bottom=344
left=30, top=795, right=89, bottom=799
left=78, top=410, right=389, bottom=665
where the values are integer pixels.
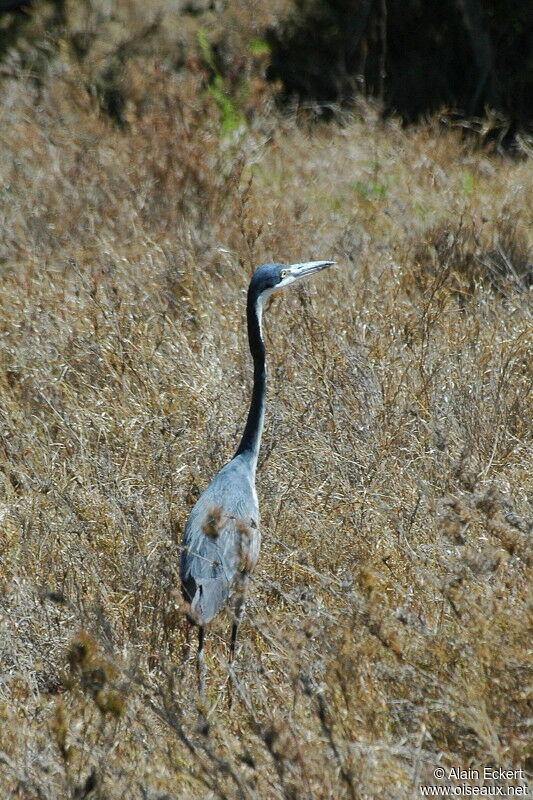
left=266, top=0, right=532, bottom=132
left=1, top=0, right=531, bottom=133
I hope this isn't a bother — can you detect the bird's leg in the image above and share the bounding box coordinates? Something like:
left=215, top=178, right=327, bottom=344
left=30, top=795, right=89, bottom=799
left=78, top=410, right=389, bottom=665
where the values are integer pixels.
left=230, top=590, right=246, bottom=664
left=230, top=619, right=240, bottom=664
left=181, top=618, right=192, bottom=665
left=230, top=622, right=238, bottom=662
left=197, top=626, right=206, bottom=698
left=227, top=594, right=245, bottom=710
left=195, top=626, right=210, bottom=734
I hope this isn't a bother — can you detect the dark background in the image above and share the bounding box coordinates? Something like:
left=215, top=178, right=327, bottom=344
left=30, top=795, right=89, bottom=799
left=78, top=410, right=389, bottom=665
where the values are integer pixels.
left=1, top=0, right=531, bottom=133
left=266, top=0, right=532, bottom=129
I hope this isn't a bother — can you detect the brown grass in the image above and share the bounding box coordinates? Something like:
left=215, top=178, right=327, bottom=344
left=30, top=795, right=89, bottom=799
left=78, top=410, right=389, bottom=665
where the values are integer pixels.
left=0, top=11, right=532, bottom=798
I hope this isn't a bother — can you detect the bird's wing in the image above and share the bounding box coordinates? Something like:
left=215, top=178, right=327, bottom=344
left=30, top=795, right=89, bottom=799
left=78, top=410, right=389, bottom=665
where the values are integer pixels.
left=180, top=459, right=260, bottom=625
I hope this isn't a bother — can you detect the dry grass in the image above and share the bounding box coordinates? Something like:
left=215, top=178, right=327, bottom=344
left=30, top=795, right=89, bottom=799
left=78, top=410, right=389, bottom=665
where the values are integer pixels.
left=0, top=24, right=532, bottom=799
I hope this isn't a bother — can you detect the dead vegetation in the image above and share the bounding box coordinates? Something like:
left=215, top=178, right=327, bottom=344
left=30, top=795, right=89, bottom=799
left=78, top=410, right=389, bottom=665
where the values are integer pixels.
left=0, top=6, right=532, bottom=798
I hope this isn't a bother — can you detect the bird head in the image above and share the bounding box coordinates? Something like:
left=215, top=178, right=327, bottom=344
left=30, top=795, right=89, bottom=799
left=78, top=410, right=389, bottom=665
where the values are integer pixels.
left=251, top=261, right=335, bottom=305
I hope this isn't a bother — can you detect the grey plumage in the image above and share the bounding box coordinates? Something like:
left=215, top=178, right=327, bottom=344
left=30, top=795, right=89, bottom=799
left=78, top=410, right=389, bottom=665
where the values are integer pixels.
left=180, top=453, right=260, bottom=626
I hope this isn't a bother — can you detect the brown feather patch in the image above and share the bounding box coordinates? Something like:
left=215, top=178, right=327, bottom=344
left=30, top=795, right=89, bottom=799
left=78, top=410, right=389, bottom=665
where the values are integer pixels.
left=202, top=506, right=223, bottom=539
left=236, top=519, right=255, bottom=572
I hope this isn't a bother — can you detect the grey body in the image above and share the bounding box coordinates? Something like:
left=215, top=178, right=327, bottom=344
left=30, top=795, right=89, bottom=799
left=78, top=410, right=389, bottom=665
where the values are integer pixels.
left=180, top=453, right=260, bottom=625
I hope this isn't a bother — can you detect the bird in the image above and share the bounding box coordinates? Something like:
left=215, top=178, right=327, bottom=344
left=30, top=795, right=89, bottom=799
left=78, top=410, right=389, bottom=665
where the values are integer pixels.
left=179, top=260, right=335, bottom=692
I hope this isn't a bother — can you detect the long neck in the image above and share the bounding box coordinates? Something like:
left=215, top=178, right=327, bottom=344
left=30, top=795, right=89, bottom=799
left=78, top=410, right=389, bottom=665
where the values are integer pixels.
left=234, top=286, right=266, bottom=472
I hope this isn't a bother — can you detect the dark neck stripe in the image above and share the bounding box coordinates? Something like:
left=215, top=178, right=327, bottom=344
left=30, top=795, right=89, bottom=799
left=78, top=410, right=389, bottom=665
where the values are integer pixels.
left=234, top=284, right=266, bottom=458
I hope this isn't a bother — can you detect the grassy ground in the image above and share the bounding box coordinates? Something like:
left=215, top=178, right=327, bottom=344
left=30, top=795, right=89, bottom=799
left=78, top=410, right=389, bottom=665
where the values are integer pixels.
left=0, top=12, right=532, bottom=798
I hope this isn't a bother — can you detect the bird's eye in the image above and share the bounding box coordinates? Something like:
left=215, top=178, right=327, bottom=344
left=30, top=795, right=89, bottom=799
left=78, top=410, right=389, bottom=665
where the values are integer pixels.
left=280, top=269, right=288, bottom=279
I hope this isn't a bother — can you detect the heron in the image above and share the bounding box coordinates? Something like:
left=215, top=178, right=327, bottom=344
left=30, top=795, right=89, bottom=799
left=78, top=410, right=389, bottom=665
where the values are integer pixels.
left=179, top=260, right=334, bottom=692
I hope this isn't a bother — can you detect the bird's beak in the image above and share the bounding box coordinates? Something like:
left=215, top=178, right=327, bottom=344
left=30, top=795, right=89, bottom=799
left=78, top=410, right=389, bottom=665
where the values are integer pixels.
left=287, top=260, right=335, bottom=280
left=276, top=260, right=335, bottom=290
